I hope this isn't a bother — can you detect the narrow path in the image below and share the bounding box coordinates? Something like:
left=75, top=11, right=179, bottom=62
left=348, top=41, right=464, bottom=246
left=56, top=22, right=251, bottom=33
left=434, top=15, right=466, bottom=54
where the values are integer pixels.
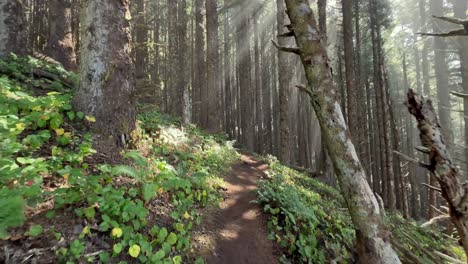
left=202, top=155, right=278, bottom=264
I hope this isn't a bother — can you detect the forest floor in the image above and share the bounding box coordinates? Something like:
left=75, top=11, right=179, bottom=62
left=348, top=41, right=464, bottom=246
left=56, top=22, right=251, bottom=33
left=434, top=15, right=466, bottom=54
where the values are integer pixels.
left=194, top=155, right=278, bottom=264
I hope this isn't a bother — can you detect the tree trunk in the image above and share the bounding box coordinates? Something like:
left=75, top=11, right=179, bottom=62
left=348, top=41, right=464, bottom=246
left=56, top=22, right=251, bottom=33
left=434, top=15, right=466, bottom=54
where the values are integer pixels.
left=281, top=1, right=400, bottom=262
left=453, top=0, right=468, bottom=179
left=206, top=0, right=221, bottom=132
left=0, top=0, right=26, bottom=57
left=342, top=0, right=358, bottom=150
left=429, top=0, right=452, bottom=143
left=317, top=0, right=327, bottom=43
left=193, top=0, right=205, bottom=125
left=45, top=0, right=76, bottom=71
left=178, top=0, right=190, bottom=124
left=237, top=2, right=254, bottom=150
left=73, top=0, right=135, bottom=146
left=277, top=0, right=291, bottom=163
left=134, top=0, right=147, bottom=81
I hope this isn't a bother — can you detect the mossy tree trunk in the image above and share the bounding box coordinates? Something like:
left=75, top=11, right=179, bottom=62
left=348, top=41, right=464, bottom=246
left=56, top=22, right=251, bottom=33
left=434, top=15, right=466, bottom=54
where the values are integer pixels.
left=73, top=0, right=136, bottom=147
left=279, top=0, right=401, bottom=262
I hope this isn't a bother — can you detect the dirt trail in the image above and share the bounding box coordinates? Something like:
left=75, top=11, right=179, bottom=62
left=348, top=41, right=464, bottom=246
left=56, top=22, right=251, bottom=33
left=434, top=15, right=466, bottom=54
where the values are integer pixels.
left=199, top=155, right=278, bottom=264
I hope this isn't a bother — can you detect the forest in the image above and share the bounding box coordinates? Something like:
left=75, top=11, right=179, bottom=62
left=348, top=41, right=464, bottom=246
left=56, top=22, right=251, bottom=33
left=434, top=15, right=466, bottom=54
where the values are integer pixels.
left=1, top=0, right=468, bottom=263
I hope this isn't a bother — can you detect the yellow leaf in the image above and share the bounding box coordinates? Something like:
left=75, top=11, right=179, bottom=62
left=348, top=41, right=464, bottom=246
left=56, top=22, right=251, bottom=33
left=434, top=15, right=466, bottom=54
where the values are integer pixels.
left=158, top=188, right=164, bottom=194
left=40, top=114, right=50, bottom=120
left=63, top=174, right=70, bottom=181
left=85, top=116, right=96, bottom=123
left=183, top=211, right=190, bottom=220
left=15, top=123, right=25, bottom=131
left=55, top=128, right=65, bottom=136
left=128, top=244, right=141, bottom=258
left=32, top=106, right=42, bottom=111
left=82, top=226, right=90, bottom=236
left=111, top=227, right=123, bottom=238
left=64, top=132, right=72, bottom=138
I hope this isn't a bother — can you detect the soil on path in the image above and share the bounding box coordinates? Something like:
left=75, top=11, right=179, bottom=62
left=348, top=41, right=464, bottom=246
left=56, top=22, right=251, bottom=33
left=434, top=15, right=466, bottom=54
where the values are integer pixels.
left=195, top=155, right=278, bottom=264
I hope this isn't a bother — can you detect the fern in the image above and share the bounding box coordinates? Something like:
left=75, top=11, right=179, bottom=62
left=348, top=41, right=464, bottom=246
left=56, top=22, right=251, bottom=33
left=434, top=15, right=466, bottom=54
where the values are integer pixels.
left=124, top=151, right=148, bottom=167
left=111, top=165, right=142, bottom=180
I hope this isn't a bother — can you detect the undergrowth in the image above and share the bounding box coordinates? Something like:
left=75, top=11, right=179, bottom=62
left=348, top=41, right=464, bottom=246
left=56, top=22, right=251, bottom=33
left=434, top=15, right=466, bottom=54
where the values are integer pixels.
left=0, top=55, right=239, bottom=263
left=257, top=155, right=465, bottom=264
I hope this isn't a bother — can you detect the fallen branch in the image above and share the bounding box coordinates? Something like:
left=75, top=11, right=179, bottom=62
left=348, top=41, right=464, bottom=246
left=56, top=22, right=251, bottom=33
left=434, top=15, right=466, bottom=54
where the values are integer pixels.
left=433, top=251, right=465, bottom=264
left=421, top=214, right=450, bottom=227
left=32, top=68, right=74, bottom=88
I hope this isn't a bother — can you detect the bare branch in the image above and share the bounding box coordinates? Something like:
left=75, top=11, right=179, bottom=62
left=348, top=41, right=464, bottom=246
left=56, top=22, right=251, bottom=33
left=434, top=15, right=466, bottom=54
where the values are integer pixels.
left=421, top=215, right=450, bottom=228
left=418, top=29, right=467, bottom=37
left=432, top=15, right=468, bottom=26
left=451, top=91, right=468, bottom=99
left=278, top=31, right=295, bottom=38
left=393, top=151, right=430, bottom=169
left=415, top=146, right=430, bottom=154
left=295, top=84, right=313, bottom=97
left=421, top=183, right=442, bottom=193
left=271, top=39, right=300, bottom=55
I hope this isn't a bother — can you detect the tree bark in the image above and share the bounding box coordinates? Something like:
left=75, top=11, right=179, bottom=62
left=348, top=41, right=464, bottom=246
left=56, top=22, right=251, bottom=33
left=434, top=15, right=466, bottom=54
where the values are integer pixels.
left=405, top=90, right=468, bottom=259
left=178, top=0, right=190, bottom=124
left=453, top=0, right=468, bottom=179
left=281, top=1, right=401, bottom=262
left=193, top=0, right=206, bottom=125
left=277, top=0, right=291, bottom=164
left=206, top=0, right=221, bottom=132
left=45, top=0, right=76, bottom=71
left=0, top=0, right=26, bottom=57
left=341, top=0, right=358, bottom=151
left=73, top=0, right=135, bottom=146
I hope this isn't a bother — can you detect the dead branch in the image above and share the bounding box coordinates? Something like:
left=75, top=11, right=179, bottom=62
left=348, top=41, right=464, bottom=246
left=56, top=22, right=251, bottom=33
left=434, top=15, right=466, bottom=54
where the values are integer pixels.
left=278, top=31, right=294, bottom=38
left=414, top=146, right=430, bottom=154
left=421, top=183, right=442, bottom=192
left=295, top=84, right=313, bottom=98
left=451, top=91, right=468, bottom=99
left=393, top=150, right=430, bottom=169
left=432, top=15, right=468, bottom=26
left=421, top=215, right=450, bottom=228
left=32, top=68, right=74, bottom=88
left=271, top=39, right=300, bottom=55
left=418, top=29, right=467, bottom=37
left=405, top=89, right=468, bottom=258
left=433, top=251, right=465, bottom=264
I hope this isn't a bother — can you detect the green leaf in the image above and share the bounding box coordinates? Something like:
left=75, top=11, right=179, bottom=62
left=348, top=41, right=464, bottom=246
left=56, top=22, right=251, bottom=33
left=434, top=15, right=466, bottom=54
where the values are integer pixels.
left=84, top=207, right=95, bottom=220
left=67, top=111, right=75, bottom=120
left=76, top=111, right=84, bottom=119
left=158, top=227, right=168, bottom=243
left=173, top=256, right=182, bottom=264
left=26, top=225, right=43, bottom=236
left=99, top=252, right=110, bottom=263
left=113, top=243, right=123, bottom=254
left=152, top=249, right=165, bottom=261
left=166, top=232, right=177, bottom=246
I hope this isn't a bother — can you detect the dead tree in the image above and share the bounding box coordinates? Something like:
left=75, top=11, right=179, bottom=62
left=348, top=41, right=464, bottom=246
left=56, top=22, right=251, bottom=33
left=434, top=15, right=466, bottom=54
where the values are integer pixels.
left=405, top=89, right=468, bottom=258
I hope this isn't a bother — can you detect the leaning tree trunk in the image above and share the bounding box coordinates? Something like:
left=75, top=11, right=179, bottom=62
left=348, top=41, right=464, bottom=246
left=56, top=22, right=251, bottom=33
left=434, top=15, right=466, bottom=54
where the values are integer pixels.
left=279, top=1, right=401, bottom=262
left=45, top=0, right=76, bottom=71
left=73, top=0, right=136, bottom=147
left=0, top=0, right=26, bottom=57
